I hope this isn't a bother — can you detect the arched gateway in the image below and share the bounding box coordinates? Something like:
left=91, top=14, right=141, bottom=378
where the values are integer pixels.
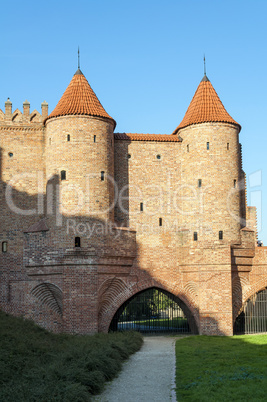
left=109, top=287, right=198, bottom=334
left=234, top=287, right=267, bottom=334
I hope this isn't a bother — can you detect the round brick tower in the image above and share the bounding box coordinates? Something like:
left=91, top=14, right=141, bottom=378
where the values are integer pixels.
left=45, top=68, right=116, bottom=221
left=172, top=74, right=242, bottom=244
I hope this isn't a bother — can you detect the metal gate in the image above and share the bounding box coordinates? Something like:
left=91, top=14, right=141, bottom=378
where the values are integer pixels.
left=234, top=287, right=267, bottom=334
left=109, top=287, right=197, bottom=334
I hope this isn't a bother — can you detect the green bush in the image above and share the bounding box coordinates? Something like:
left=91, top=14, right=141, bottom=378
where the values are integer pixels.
left=0, top=311, right=143, bottom=401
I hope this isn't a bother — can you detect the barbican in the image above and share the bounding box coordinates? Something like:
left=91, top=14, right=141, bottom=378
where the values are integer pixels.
left=0, top=66, right=267, bottom=336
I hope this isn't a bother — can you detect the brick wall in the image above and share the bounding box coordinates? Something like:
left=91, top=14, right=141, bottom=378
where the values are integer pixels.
left=0, top=91, right=267, bottom=336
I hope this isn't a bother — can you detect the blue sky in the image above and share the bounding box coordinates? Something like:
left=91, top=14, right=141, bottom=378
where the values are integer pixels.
left=1, top=0, right=267, bottom=243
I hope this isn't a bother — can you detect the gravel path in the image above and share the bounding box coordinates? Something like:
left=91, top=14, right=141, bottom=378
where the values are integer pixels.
left=93, top=336, right=177, bottom=402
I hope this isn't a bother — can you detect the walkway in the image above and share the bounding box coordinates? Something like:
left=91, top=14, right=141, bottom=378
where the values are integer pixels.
left=93, top=336, right=177, bottom=402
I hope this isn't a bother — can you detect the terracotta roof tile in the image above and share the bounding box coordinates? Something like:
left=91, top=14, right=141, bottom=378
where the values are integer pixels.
left=172, top=75, right=240, bottom=134
left=45, top=69, right=116, bottom=127
left=114, top=133, right=181, bottom=142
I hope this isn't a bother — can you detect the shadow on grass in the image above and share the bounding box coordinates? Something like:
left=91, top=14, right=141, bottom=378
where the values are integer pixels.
left=175, top=334, right=267, bottom=401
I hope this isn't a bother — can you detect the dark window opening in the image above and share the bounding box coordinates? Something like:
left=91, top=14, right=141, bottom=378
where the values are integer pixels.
left=219, top=231, right=223, bottom=240
left=159, top=218, right=162, bottom=226
left=2, top=241, right=7, bottom=253
left=101, top=171, right=105, bottom=181
left=94, top=135, right=96, bottom=143
left=157, top=154, right=161, bottom=160
left=198, top=179, right=202, bottom=188
left=8, top=152, right=13, bottom=158
left=227, top=143, right=229, bottom=150
left=140, top=202, right=143, bottom=212
left=67, top=134, right=70, bottom=141
left=234, top=179, right=236, bottom=188
left=75, top=237, right=81, bottom=247
left=128, top=154, right=131, bottom=159
left=207, top=142, right=210, bottom=150
left=193, top=232, right=198, bottom=241
left=61, top=170, right=66, bottom=181
left=187, top=144, right=189, bottom=152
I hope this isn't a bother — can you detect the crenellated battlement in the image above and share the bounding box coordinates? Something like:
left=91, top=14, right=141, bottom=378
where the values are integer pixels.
left=0, top=98, right=48, bottom=125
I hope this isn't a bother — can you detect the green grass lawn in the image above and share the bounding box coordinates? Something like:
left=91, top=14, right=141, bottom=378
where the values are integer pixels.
left=0, top=311, right=143, bottom=401
left=176, top=335, right=267, bottom=401
left=128, top=316, right=188, bottom=328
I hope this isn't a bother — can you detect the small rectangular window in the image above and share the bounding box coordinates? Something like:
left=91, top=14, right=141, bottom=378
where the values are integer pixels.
left=94, top=135, right=96, bottom=143
left=187, top=144, right=189, bottom=152
left=227, top=143, right=229, bottom=150
left=61, top=170, right=66, bottom=180
left=219, top=231, right=223, bottom=240
left=193, top=232, right=198, bottom=241
left=207, top=142, right=209, bottom=150
left=2, top=241, right=7, bottom=253
left=67, top=134, right=70, bottom=141
left=159, top=218, right=162, bottom=226
left=75, top=237, right=81, bottom=247
left=101, top=171, right=105, bottom=181
left=198, top=179, right=202, bottom=188
left=140, top=202, right=143, bottom=212
left=234, top=179, right=236, bottom=188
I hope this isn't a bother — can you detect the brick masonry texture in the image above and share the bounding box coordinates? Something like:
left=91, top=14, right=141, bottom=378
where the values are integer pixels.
left=0, top=70, right=267, bottom=336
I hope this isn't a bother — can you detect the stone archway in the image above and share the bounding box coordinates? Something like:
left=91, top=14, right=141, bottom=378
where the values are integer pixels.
left=109, top=287, right=198, bottom=334
left=98, top=278, right=199, bottom=333
left=234, top=286, right=267, bottom=334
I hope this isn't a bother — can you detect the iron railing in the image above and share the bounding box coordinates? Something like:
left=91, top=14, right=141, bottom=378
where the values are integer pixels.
left=109, top=288, right=196, bottom=334
left=234, top=287, right=267, bottom=334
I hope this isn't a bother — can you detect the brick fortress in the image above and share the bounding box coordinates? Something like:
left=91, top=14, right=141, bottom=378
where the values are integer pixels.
left=0, top=66, right=267, bottom=336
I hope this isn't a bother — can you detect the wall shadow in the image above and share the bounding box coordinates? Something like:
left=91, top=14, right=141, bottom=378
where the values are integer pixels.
left=1, top=145, right=266, bottom=336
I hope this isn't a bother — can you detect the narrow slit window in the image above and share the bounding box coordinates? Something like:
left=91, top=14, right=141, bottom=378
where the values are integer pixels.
left=193, top=232, right=198, bottom=241
left=227, top=143, right=229, bottom=150
left=159, top=218, right=162, bottom=226
left=94, top=135, right=96, bottom=143
left=67, top=134, right=70, bottom=141
left=61, top=170, right=66, bottom=181
left=207, top=142, right=210, bottom=150
left=219, top=231, right=223, bottom=240
left=187, top=144, right=189, bottom=152
left=198, top=179, right=202, bottom=188
left=140, top=202, right=143, bottom=212
left=234, top=179, right=236, bottom=188
left=101, top=171, right=105, bottom=181
left=75, top=237, right=81, bottom=247
left=2, top=241, right=7, bottom=253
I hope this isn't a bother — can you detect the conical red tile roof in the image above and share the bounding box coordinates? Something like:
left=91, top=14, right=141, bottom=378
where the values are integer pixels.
left=45, top=69, right=116, bottom=127
left=172, top=75, right=240, bottom=134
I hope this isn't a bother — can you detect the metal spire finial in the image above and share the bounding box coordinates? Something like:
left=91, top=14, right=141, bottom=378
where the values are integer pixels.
left=78, top=46, right=80, bottom=69
left=204, top=54, right=206, bottom=76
